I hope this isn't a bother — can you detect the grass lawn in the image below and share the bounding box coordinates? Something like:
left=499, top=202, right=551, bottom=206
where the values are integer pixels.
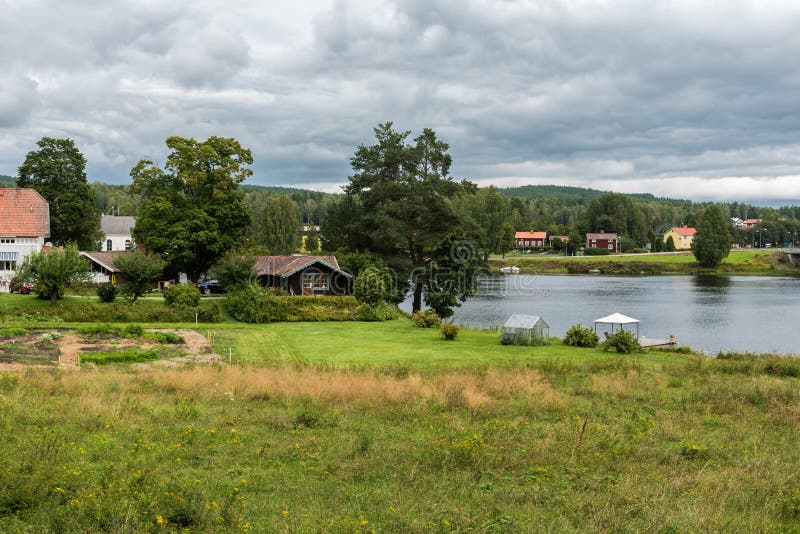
left=211, top=320, right=681, bottom=369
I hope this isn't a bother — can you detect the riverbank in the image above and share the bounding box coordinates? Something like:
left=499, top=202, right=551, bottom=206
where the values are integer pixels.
left=1, top=320, right=799, bottom=531
left=490, top=250, right=800, bottom=276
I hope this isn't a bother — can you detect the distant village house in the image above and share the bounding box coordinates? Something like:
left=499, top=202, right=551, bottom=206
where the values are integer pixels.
left=663, top=227, right=696, bottom=250
left=515, top=231, right=547, bottom=248
left=586, top=232, right=619, bottom=253
left=0, top=188, right=50, bottom=291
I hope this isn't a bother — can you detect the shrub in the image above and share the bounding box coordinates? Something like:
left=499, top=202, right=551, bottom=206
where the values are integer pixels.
left=78, top=323, right=119, bottom=336
left=124, top=323, right=145, bottom=337
left=225, top=286, right=358, bottom=323
left=440, top=323, right=458, bottom=341
left=411, top=309, right=441, bottom=328
left=629, top=248, right=648, bottom=254
left=603, top=329, right=642, bottom=353
left=353, top=267, right=390, bottom=306
left=584, top=247, right=611, bottom=256
left=96, top=283, right=118, bottom=303
left=164, top=284, right=201, bottom=307
left=143, top=332, right=185, bottom=344
left=196, top=303, right=223, bottom=323
left=563, top=324, right=599, bottom=348
left=356, top=301, right=399, bottom=321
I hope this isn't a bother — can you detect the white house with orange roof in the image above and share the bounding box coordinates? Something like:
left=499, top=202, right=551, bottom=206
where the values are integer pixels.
left=515, top=231, right=547, bottom=248
left=0, top=188, right=50, bottom=290
left=663, top=227, right=696, bottom=250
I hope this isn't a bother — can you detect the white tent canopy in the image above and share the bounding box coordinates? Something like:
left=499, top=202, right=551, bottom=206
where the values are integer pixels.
left=594, top=312, right=640, bottom=336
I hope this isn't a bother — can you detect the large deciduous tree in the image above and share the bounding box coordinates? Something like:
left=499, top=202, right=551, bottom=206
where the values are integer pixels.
left=17, top=137, right=101, bottom=249
left=250, top=194, right=300, bottom=254
left=130, top=136, right=252, bottom=281
left=16, top=245, right=90, bottom=305
left=344, top=122, right=477, bottom=315
left=693, top=204, right=733, bottom=267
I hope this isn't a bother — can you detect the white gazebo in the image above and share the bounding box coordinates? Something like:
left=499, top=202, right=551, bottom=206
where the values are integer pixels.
left=594, top=312, right=640, bottom=337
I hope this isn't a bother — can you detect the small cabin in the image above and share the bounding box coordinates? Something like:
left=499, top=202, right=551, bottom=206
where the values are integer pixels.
left=502, top=314, right=549, bottom=346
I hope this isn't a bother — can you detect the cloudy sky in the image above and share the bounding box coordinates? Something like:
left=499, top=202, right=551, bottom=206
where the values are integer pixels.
left=2, top=0, right=800, bottom=202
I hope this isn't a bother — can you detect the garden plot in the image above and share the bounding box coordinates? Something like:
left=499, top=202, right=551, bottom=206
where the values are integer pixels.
left=0, top=327, right=221, bottom=370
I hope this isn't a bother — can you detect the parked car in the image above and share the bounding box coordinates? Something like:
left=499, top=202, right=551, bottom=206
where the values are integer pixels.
left=196, top=278, right=223, bottom=295
left=9, top=279, right=35, bottom=294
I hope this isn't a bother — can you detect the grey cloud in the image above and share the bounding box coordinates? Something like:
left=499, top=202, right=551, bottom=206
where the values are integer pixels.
left=0, top=75, right=39, bottom=127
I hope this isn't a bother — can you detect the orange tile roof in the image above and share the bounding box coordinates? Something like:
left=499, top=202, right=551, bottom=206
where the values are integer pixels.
left=671, top=227, right=696, bottom=236
left=515, top=231, right=546, bottom=239
left=0, top=188, right=50, bottom=237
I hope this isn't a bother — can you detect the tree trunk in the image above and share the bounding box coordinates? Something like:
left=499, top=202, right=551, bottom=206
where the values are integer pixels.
left=50, top=287, right=59, bottom=306
left=412, top=281, right=423, bottom=314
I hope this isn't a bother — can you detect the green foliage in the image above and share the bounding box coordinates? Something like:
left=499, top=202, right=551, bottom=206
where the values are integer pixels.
left=353, top=267, right=390, bottom=306
left=665, top=235, right=677, bottom=252
left=584, top=247, right=611, bottom=256
left=124, top=323, right=145, bottom=337
left=96, top=282, right=118, bottom=303
left=693, top=204, right=733, bottom=267
left=15, top=244, right=90, bottom=305
left=344, top=123, right=476, bottom=314
left=440, top=322, right=458, bottom=341
left=2, top=301, right=222, bottom=323
left=563, top=324, right=599, bottom=348
left=131, top=136, right=253, bottom=281
left=355, top=301, right=399, bottom=321
left=250, top=194, right=301, bottom=254
left=113, top=251, right=165, bottom=303
left=16, top=137, right=100, bottom=248
left=603, top=329, right=642, bottom=353
left=164, top=284, right=201, bottom=307
left=0, top=328, right=28, bottom=338
left=210, top=253, right=255, bottom=290
left=143, top=332, right=185, bottom=344
left=225, top=286, right=358, bottom=323
left=80, top=348, right=165, bottom=365
left=411, top=309, right=441, bottom=328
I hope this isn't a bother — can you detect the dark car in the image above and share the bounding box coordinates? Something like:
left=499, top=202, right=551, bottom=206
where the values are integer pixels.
left=196, top=278, right=223, bottom=295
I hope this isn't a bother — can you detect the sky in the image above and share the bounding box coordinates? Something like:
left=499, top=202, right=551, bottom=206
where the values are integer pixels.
left=2, top=0, right=800, bottom=203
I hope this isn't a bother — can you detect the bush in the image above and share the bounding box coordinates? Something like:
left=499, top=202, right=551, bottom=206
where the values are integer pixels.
left=225, top=286, right=359, bottom=323
left=440, top=323, right=458, bottom=341
left=584, top=247, right=611, bottom=256
left=124, top=324, right=145, bottom=337
left=196, top=302, right=223, bottom=323
left=96, top=283, right=118, bottom=303
left=143, top=332, right=185, bottom=344
left=164, top=284, right=201, bottom=307
left=356, top=301, right=399, bottom=321
left=629, top=248, right=648, bottom=254
left=603, top=329, right=642, bottom=353
left=563, top=324, right=599, bottom=348
left=411, top=309, right=441, bottom=328
left=353, top=267, right=390, bottom=305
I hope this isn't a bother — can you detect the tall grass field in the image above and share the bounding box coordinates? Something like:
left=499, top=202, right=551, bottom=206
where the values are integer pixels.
left=1, top=320, right=800, bottom=531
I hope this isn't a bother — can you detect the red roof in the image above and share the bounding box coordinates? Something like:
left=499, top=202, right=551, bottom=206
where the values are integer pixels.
left=0, top=188, right=50, bottom=237
left=253, top=255, right=349, bottom=277
left=743, top=218, right=761, bottom=225
left=671, top=227, right=696, bottom=236
left=515, top=231, right=546, bottom=239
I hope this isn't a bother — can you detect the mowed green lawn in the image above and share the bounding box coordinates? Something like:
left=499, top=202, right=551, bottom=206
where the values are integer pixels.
left=211, top=320, right=683, bottom=369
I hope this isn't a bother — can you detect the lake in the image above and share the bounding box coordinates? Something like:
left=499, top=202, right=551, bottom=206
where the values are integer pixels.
left=403, top=275, right=800, bottom=354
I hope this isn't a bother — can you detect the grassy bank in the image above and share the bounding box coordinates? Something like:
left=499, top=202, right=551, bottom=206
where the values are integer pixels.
left=491, top=250, right=800, bottom=275
left=2, top=342, right=800, bottom=531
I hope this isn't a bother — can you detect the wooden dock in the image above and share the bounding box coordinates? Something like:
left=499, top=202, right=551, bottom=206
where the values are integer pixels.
left=640, top=337, right=676, bottom=348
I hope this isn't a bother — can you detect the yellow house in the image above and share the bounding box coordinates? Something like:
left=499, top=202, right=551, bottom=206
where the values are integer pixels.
left=664, top=227, right=696, bottom=250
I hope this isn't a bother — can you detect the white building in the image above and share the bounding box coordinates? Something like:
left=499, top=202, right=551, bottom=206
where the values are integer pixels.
left=0, top=188, right=50, bottom=291
left=100, top=215, right=135, bottom=251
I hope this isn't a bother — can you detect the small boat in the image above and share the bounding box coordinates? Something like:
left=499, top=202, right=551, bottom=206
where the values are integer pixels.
left=500, top=266, right=520, bottom=274
left=588, top=269, right=601, bottom=274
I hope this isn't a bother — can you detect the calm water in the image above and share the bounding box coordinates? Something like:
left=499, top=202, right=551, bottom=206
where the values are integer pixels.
left=403, top=275, right=800, bottom=354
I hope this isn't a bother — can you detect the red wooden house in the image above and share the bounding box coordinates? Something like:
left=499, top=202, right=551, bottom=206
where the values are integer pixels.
left=585, top=232, right=619, bottom=253
left=515, top=231, right=547, bottom=248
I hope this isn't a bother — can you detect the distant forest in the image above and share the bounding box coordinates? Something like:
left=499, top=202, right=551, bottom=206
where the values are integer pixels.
left=3, top=173, right=799, bottom=248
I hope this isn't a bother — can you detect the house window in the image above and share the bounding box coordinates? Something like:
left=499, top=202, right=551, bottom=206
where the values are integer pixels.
left=0, top=238, right=16, bottom=244
left=106, top=239, right=113, bottom=251
left=0, top=260, right=16, bottom=271
left=124, top=239, right=132, bottom=251
left=303, top=273, right=329, bottom=291
left=608, top=243, right=613, bottom=249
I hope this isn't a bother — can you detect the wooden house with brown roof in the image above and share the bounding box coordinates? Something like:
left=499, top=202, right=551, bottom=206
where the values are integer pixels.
left=254, top=255, right=352, bottom=295
left=0, top=188, right=50, bottom=291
